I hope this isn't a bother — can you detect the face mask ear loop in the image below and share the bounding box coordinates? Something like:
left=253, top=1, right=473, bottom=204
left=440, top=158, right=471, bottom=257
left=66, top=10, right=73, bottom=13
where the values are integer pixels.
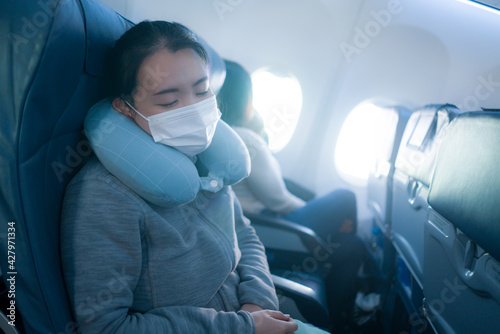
left=124, top=100, right=149, bottom=121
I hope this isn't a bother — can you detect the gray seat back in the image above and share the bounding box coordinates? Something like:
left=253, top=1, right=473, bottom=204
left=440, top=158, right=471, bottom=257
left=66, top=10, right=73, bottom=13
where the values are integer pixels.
left=367, top=105, right=411, bottom=232
left=424, top=111, right=500, bottom=334
left=391, top=104, right=460, bottom=287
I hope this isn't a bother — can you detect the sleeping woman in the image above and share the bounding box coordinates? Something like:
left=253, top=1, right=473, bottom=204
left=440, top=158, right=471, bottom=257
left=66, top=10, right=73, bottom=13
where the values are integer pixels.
left=59, top=20, right=300, bottom=334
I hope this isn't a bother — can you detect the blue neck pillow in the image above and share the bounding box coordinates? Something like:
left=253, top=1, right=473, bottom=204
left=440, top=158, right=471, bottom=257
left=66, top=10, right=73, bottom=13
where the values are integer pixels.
left=84, top=98, right=251, bottom=207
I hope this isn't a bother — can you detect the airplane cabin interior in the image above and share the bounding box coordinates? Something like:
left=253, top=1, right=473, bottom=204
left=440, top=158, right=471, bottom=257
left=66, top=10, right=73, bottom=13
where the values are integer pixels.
left=1, top=0, right=500, bottom=333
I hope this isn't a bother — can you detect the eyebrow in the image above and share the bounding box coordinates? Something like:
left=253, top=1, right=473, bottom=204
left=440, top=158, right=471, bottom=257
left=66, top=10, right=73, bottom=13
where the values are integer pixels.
left=193, top=76, right=208, bottom=87
left=153, top=76, right=209, bottom=96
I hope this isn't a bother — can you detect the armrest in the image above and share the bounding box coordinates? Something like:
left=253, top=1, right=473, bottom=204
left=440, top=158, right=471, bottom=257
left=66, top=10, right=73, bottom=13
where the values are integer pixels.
left=244, top=212, right=327, bottom=254
left=272, top=274, right=329, bottom=329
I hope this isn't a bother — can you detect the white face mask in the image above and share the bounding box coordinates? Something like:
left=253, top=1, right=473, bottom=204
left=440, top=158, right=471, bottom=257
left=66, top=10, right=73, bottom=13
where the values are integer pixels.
left=125, top=95, right=221, bottom=156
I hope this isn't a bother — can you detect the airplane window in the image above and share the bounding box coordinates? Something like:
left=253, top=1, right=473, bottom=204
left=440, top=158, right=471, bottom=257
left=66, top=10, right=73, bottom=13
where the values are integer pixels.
left=251, top=68, right=302, bottom=152
left=335, top=101, right=398, bottom=186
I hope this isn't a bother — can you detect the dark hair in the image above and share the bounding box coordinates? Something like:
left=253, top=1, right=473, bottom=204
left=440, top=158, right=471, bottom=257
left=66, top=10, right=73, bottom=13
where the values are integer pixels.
left=108, top=20, right=208, bottom=99
left=218, top=60, right=253, bottom=127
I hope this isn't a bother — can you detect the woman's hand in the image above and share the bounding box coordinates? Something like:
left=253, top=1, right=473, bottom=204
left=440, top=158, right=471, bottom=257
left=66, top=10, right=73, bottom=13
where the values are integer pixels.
left=251, top=309, right=298, bottom=334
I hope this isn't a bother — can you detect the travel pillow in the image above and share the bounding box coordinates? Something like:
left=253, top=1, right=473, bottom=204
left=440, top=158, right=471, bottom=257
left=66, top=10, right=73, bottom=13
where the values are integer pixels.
left=84, top=98, right=251, bottom=207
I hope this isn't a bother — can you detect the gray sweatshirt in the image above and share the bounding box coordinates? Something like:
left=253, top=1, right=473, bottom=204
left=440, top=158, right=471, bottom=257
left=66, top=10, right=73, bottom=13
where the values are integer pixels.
left=60, top=157, right=279, bottom=333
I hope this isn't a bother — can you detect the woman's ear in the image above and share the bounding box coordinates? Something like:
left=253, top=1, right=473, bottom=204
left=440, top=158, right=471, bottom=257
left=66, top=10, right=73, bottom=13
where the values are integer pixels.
left=112, top=97, right=134, bottom=118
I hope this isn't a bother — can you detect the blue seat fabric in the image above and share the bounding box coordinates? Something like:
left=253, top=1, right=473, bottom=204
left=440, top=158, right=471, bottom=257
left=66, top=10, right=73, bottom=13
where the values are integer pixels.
left=0, top=1, right=225, bottom=332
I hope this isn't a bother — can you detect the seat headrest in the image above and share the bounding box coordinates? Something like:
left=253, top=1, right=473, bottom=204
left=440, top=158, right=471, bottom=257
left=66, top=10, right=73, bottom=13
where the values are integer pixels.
left=81, top=0, right=134, bottom=76
left=0, top=0, right=134, bottom=331
left=366, top=104, right=410, bottom=181
left=395, top=104, right=461, bottom=186
left=428, top=111, right=500, bottom=260
left=84, top=98, right=251, bottom=207
left=81, top=0, right=225, bottom=91
left=374, top=105, right=412, bottom=164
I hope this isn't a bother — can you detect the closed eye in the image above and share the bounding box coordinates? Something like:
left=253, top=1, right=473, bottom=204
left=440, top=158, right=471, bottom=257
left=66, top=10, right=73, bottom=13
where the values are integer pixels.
left=159, top=100, right=178, bottom=108
left=196, top=90, right=209, bottom=96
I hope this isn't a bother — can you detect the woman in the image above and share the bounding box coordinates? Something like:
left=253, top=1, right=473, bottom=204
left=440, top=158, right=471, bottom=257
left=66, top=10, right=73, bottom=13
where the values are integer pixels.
left=218, top=61, right=358, bottom=236
left=218, top=61, right=368, bottom=333
left=60, top=21, right=299, bottom=334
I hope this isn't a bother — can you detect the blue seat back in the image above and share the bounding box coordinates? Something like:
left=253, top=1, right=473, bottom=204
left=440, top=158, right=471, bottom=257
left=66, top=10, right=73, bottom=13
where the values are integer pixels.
left=0, top=1, right=225, bottom=332
left=424, top=111, right=500, bottom=334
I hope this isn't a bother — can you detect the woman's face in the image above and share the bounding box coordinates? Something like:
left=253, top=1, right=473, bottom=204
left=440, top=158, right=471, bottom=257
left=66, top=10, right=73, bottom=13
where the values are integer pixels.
left=113, top=48, right=213, bottom=135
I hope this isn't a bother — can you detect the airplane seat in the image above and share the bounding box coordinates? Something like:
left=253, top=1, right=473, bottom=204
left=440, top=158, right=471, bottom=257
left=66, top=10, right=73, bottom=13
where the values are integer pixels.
left=246, top=177, right=320, bottom=268
left=283, top=178, right=316, bottom=202
left=0, top=0, right=329, bottom=332
left=358, top=104, right=411, bottom=331
left=391, top=104, right=461, bottom=289
left=0, top=0, right=134, bottom=332
left=424, top=111, right=500, bottom=334
left=0, top=0, right=224, bottom=332
left=364, top=104, right=411, bottom=291
left=367, top=105, right=412, bottom=234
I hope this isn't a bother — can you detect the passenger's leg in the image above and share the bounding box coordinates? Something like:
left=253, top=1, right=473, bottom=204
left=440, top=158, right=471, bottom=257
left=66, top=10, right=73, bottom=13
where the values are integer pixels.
left=284, top=188, right=357, bottom=239
left=283, top=189, right=364, bottom=332
left=324, top=233, right=366, bottom=333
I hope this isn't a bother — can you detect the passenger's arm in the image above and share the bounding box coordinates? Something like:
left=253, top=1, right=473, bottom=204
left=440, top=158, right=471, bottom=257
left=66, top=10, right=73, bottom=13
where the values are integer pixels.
left=60, top=177, right=254, bottom=334
left=232, top=191, right=280, bottom=311
left=241, top=129, right=305, bottom=215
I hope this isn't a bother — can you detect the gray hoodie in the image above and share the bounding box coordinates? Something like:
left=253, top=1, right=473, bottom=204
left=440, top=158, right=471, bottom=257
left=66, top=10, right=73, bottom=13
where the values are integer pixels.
left=60, top=157, right=279, bottom=333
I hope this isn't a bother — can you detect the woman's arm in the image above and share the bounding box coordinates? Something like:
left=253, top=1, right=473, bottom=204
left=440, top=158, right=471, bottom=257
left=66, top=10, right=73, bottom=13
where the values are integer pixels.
left=231, top=190, right=280, bottom=311
left=61, top=174, right=254, bottom=334
left=232, top=191, right=299, bottom=333
left=237, top=128, right=305, bottom=215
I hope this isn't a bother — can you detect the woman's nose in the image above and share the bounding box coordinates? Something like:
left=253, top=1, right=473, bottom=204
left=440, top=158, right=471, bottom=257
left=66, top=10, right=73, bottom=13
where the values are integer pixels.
left=180, top=96, right=197, bottom=108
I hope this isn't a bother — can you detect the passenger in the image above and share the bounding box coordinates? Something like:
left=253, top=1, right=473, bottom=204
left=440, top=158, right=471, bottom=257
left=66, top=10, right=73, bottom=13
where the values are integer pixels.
left=218, top=60, right=368, bottom=333
left=60, top=21, right=302, bottom=334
